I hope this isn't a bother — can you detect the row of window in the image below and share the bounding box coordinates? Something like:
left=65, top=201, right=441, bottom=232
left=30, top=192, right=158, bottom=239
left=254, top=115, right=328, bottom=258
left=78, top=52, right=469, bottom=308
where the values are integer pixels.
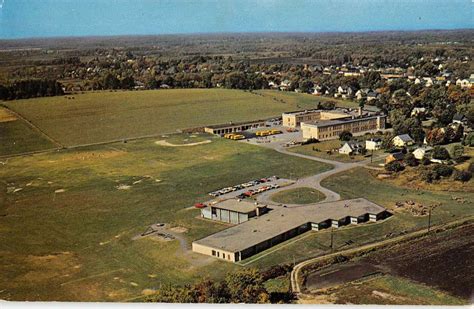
left=211, top=250, right=231, bottom=260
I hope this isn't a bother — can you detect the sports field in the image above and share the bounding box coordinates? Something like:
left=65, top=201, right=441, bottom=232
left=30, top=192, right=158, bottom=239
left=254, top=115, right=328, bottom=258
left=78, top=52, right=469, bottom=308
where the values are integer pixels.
left=3, top=89, right=324, bottom=147
left=0, top=133, right=330, bottom=301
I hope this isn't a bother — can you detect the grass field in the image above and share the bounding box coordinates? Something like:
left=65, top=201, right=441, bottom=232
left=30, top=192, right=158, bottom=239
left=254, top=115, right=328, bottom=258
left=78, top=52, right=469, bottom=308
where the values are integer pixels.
left=0, top=133, right=330, bottom=301
left=3, top=89, right=330, bottom=147
left=270, top=187, right=325, bottom=204
left=0, top=107, right=56, bottom=156
left=288, top=140, right=368, bottom=163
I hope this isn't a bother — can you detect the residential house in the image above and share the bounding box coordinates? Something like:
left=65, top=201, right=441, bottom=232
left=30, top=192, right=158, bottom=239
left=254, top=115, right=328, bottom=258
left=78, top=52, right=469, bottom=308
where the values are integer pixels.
left=392, top=134, right=414, bottom=147
left=456, top=79, right=471, bottom=89
left=385, top=152, right=405, bottom=165
left=365, top=138, right=382, bottom=151
left=452, top=113, right=468, bottom=126
left=339, top=142, right=364, bottom=155
left=411, top=107, right=427, bottom=117
left=413, top=147, right=433, bottom=160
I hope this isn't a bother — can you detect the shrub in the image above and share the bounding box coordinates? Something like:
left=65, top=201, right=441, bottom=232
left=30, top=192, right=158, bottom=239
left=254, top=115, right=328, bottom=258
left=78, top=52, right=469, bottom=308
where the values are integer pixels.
left=432, top=146, right=450, bottom=160
left=453, top=170, right=472, bottom=182
left=385, top=161, right=405, bottom=172
left=420, top=168, right=439, bottom=183
left=433, top=164, right=454, bottom=177
left=467, top=162, right=474, bottom=174
left=302, top=138, right=319, bottom=145
left=421, top=157, right=431, bottom=166
left=404, top=153, right=418, bottom=166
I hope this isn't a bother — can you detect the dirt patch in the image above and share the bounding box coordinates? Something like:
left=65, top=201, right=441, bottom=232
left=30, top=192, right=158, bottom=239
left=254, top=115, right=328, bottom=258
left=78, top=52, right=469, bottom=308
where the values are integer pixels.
left=306, top=263, right=381, bottom=291
left=155, top=140, right=212, bottom=147
left=0, top=108, right=17, bottom=123
left=393, top=200, right=440, bottom=216
left=169, top=226, right=188, bottom=233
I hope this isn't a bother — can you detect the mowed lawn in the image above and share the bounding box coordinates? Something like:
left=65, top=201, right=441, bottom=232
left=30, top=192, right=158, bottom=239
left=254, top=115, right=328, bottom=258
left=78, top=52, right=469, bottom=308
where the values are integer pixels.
left=4, top=89, right=321, bottom=147
left=0, top=134, right=330, bottom=302
left=0, top=107, right=56, bottom=156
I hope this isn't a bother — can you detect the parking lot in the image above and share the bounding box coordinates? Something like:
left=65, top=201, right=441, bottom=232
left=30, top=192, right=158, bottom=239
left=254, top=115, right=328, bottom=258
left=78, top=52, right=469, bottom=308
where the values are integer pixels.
left=239, top=125, right=303, bottom=147
left=206, top=176, right=294, bottom=203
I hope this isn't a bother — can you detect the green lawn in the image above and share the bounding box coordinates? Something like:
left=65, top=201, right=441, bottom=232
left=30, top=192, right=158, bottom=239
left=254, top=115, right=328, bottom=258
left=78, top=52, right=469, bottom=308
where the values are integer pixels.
left=0, top=134, right=330, bottom=301
left=270, top=187, right=325, bottom=204
left=0, top=119, right=57, bottom=156
left=4, top=89, right=322, bottom=147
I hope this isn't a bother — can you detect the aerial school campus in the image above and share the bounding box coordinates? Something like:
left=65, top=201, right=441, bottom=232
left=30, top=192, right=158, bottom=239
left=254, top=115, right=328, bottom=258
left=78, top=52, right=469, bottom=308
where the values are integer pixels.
left=1, top=86, right=473, bottom=304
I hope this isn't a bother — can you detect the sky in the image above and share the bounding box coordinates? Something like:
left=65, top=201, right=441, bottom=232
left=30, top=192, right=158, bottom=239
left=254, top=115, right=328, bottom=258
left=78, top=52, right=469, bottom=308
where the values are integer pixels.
left=0, top=0, right=472, bottom=39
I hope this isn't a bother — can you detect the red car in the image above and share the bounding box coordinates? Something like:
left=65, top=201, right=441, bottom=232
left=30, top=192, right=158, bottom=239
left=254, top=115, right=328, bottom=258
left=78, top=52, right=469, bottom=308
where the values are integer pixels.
left=194, top=203, right=206, bottom=209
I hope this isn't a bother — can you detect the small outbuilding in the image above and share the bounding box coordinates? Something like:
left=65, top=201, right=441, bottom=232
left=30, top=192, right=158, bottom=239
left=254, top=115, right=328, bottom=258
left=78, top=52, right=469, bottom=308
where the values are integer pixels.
left=200, top=199, right=267, bottom=224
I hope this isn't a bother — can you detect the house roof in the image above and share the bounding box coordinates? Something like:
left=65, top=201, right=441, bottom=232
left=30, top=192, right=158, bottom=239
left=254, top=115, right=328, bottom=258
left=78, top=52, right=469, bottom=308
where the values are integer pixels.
left=395, top=134, right=414, bottom=142
left=453, top=113, right=466, bottom=121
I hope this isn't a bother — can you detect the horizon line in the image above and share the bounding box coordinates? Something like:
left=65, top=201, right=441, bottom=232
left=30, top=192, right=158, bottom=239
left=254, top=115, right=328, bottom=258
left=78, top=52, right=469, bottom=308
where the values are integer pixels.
left=1, top=28, right=473, bottom=42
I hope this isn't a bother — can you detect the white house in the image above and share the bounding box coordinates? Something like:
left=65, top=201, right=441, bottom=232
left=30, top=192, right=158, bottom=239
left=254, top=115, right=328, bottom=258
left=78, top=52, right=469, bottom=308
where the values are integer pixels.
left=413, top=147, right=433, bottom=160
left=366, top=138, right=382, bottom=151
left=411, top=107, right=427, bottom=117
left=392, top=134, right=414, bottom=147
left=456, top=79, right=471, bottom=89
left=339, top=142, right=364, bottom=155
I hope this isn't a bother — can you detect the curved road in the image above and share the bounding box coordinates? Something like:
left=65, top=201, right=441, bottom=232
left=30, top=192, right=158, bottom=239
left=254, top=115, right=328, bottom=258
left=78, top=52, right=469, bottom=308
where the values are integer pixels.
left=255, top=142, right=384, bottom=206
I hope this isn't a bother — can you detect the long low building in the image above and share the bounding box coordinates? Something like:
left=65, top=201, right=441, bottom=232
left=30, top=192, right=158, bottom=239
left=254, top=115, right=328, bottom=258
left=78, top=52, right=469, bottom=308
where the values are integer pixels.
left=204, top=119, right=267, bottom=135
left=192, top=198, right=388, bottom=262
left=301, top=114, right=386, bottom=141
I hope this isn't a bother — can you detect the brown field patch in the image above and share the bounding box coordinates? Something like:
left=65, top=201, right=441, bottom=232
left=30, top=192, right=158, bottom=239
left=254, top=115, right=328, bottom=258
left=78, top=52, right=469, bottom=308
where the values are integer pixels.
left=0, top=108, right=17, bottom=123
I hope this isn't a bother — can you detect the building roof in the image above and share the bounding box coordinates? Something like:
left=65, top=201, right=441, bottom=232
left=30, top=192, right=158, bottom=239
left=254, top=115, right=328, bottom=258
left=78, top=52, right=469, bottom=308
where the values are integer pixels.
left=205, top=119, right=267, bottom=129
left=395, top=134, right=414, bottom=142
left=194, top=198, right=386, bottom=253
left=210, top=199, right=262, bottom=214
left=453, top=113, right=466, bottom=121
left=302, top=114, right=385, bottom=128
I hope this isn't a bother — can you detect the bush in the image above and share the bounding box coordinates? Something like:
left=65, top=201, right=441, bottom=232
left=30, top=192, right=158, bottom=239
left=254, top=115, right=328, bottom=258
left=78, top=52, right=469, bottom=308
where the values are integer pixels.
left=385, top=161, right=405, bottom=172
left=302, top=138, right=319, bottom=145
left=421, top=157, right=431, bottom=166
left=339, top=131, right=353, bottom=141
left=432, top=146, right=450, bottom=160
left=468, top=162, right=474, bottom=174
left=420, top=168, right=439, bottom=183
left=404, top=153, right=418, bottom=167
left=453, top=170, right=472, bottom=182
left=433, top=164, right=454, bottom=177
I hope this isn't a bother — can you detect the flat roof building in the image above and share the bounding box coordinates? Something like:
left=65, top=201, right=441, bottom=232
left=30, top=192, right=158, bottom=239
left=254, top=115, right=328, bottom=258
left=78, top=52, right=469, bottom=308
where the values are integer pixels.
left=204, top=119, right=267, bottom=135
left=301, top=114, right=386, bottom=141
left=200, top=199, right=268, bottom=224
left=193, top=198, right=387, bottom=262
left=282, top=109, right=351, bottom=128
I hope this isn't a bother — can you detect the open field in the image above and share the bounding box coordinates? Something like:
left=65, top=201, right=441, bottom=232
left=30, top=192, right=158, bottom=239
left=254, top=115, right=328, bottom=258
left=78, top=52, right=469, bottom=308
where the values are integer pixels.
left=0, top=133, right=330, bottom=301
left=271, top=187, right=325, bottom=204
left=3, top=89, right=328, bottom=147
left=305, top=224, right=473, bottom=304
left=0, top=107, right=56, bottom=156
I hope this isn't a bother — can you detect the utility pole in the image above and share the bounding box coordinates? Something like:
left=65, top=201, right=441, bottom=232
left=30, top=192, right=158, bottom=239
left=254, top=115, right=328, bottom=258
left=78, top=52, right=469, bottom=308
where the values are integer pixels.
left=330, top=229, right=334, bottom=251
left=428, top=207, right=432, bottom=232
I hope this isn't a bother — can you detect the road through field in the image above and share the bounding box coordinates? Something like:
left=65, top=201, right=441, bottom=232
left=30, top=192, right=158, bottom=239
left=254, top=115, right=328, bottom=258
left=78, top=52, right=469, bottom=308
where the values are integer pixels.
left=254, top=140, right=385, bottom=206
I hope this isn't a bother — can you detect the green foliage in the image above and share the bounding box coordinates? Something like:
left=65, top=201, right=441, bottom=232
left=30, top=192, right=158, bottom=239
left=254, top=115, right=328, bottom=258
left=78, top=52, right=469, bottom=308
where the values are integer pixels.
left=453, top=170, right=472, bottom=182
left=451, top=145, right=464, bottom=161
left=225, top=268, right=270, bottom=304
left=404, top=152, right=419, bottom=167
left=432, top=164, right=454, bottom=178
left=432, top=146, right=450, bottom=160
left=339, top=130, right=353, bottom=141
left=385, top=161, right=405, bottom=172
